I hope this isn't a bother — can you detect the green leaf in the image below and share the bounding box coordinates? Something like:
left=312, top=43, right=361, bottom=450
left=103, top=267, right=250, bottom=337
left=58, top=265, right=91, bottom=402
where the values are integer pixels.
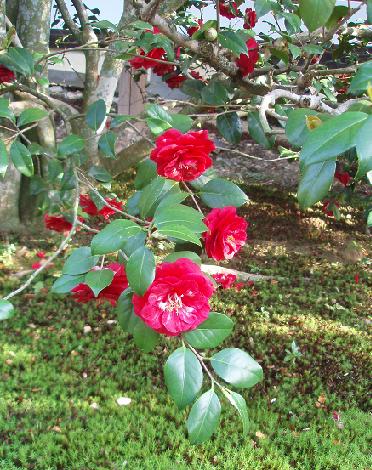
left=93, top=20, right=118, bottom=31
left=201, top=81, right=229, bottom=106
left=224, top=390, right=249, bottom=434
left=154, top=204, right=206, bottom=233
left=355, top=115, right=372, bottom=179
left=248, top=112, right=272, bottom=149
left=18, top=108, right=48, bottom=128
left=299, top=0, right=336, bottom=32
left=133, top=321, right=159, bottom=353
left=368, top=0, right=372, bottom=24
left=349, top=61, right=372, bottom=94
left=170, top=114, right=193, bottom=133
left=60, top=166, right=76, bottom=191
left=0, top=140, right=9, bottom=177
left=0, top=98, right=14, bottom=121
left=325, top=6, right=348, bottom=30
left=367, top=210, right=372, bottom=228
left=298, top=161, right=336, bottom=209
left=86, top=99, right=106, bottom=131
left=156, top=191, right=188, bottom=210
left=218, top=31, right=247, bottom=56
left=199, top=178, right=248, bottom=208
left=116, top=288, right=141, bottom=333
left=282, top=12, right=301, bottom=35
left=216, top=112, right=242, bottom=144
left=0, top=300, right=14, bottom=320
left=10, top=141, right=33, bottom=177
left=58, top=134, right=85, bottom=156
left=157, top=224, right=202, bottom=246
left=255, top=0, right=273, bottom=17
left=164, top=251, right=201, bottom=265
left=47, top=159, right=63, bottom=181
left=138, top=177, right=177, bottom=218
left=98, top=131, right=117, bottom=158
left=134, top=159, right=157, bottom=190
left=120, top=232, right=147, bottom=258
left=62, top=247, right=99, bottom=275
left=181, top=79, right=206, bottom=99
left=300, top=112, right=368, bottom=166
left=211, top=348, right=263, bottom=388
left=51, top=274, right=86, bottom=294
left=164, top=347, right=203, bottom=410
left=87, top=166, right=112, bottom=183
left=0, top=47, right=34, bottom=75
left=91, top=219, right=143, bottom=255
left=286, top=109, right=319, bottom=147
left=186, top=389, right=221, bottom=444
left=184, top=313, right=234, bottom=349
left=85, top=269, right=114, bottom=297
left=126, top=246, right=155, bottom=296
left=110, top=114, right=136, bottom=128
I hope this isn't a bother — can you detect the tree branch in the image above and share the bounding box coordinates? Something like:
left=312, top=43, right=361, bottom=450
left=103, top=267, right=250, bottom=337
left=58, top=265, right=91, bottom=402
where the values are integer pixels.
left=55, top=0, right=81, bottom=39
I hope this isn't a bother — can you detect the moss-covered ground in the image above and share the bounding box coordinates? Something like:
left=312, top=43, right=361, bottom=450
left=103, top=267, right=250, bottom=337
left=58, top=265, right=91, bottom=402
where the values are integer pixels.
left=0, top=178, right=371, bottom=470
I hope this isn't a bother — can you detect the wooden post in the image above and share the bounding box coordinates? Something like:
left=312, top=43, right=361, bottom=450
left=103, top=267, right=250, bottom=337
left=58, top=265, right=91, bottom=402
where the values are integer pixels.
left=117, top=69, right=146, bottom=116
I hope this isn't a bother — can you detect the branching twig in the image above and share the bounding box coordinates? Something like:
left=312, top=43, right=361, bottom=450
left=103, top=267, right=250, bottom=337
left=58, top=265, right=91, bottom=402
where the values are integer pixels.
left=55, top=0, right=81, bottom=39
left=3, top=169, right=80, bottom=301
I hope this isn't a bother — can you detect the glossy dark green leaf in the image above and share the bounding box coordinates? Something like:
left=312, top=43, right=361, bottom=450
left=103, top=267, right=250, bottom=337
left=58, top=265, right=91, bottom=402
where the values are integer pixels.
left=0, top=98, right=14, bottom=121
left=186, top=389, right=221, bottom=444
left=62, top=247, right=99, bottom=275
left=58, top=134, right=85, bottom=156
left=133, top=321, right=159, bottom=352
left=224, top=390, right=249, bottom=434
left=134, top=159, right=157, bottom=190
left=85, top=269, right=114, bottom=297
left=87, top=165, right=112, bottom=183
left=116, top=288, right=141, bottom=333
left=199, top=178, right=248, bottom=208
left=126, top=246, right=155, bottom=296
left=51, top=274, right=86, bottom=294
left=299, top=0, right=336, bottom=32
left=86, top=99, right=106, bottom=131
left=0, top=300, right=14, bottom=320
left=201, top=81, right=229, bottom=106
left=355, top=115, right=372, bottom=179
left=0, top=141, right=9, bottom=177
left=138, top=177, right=177, bottom=218
left=164, top=251, right=201, bottom=265
left=300, top=112, right=367, bottom=166
left=285, top=109, right=319, bottom=147
left=184, top=313, right=234, bottom=349
left=18, top=108, right=48, bottom=128
left=10, top=141, right=33, bottom=177
left=110, top=114, right=135, bottom=128
left=98, top=131, right=117, bottom=158
left=164, top=347, right=202, bottom=409
left=0, top=47, right=34, bottom=75
left=298, top=161, right=336, bottom=209
left=154, top=204, right=206, bottom=233
left=216, top=112, right=242, bottom=144
left=349, top=61, right=372, bottom=94
left=91, top=219, right=143, bottom=255
left=170, top=114, right=193, bottom=133
left=218, top=31, right=247, bottom=56
left=156, top=224, right=202, bottom=246
left=248, top=112, right=272, bottom=149
left=255, top=0, right=273, bottom=17
left=211, top=348, right=263, bottom=388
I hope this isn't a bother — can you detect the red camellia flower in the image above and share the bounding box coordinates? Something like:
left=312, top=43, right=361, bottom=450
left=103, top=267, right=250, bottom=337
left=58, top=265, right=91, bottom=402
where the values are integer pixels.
left=187, top=19, right=203, bottom=36
left=243, top=8, right=257, bottom=29
left=129, top=47, right=166, bottom=70
left=80, top=194, right=123, bottom=220
left=71, top=263, right=128, bottom=306
left=212, top=273, right=237, bottom=289
left=219, top=1, right=240, bottom=19
left=36, top=251, right=46, bottom=259
left=150, top=128, right=215, bottom=181
left=31, top=262, right=43, bottom=270
left=132, top=258, right=214, bottom=336
left=322, top=200, right=339, bottom=217
left=236, top=38, right=259, bottom=76
left=0, top=65, right=15, bottom=83
left=335, top=170, right=352, bottom=186
left=44, top=214, right=73, bottom=233
left=203, top=207, right=248, bottom=260
left=165, top=73, right=187, bottom=89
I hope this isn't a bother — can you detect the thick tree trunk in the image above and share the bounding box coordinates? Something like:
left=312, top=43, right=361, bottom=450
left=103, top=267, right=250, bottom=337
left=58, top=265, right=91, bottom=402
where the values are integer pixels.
left=15, top=0, right=54, bottom=224
left=0, top=0, right=22, bottom=231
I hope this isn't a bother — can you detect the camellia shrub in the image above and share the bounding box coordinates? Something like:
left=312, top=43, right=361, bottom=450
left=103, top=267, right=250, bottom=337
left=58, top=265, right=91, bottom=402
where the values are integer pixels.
left=0, top=0, right=371, bottom=443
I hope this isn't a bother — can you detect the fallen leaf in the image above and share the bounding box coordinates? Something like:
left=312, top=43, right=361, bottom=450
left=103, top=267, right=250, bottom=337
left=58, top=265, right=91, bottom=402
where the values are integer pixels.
left=116, top=397, right=131, bottom=406
left=255, top=431, right=267, bottom=439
